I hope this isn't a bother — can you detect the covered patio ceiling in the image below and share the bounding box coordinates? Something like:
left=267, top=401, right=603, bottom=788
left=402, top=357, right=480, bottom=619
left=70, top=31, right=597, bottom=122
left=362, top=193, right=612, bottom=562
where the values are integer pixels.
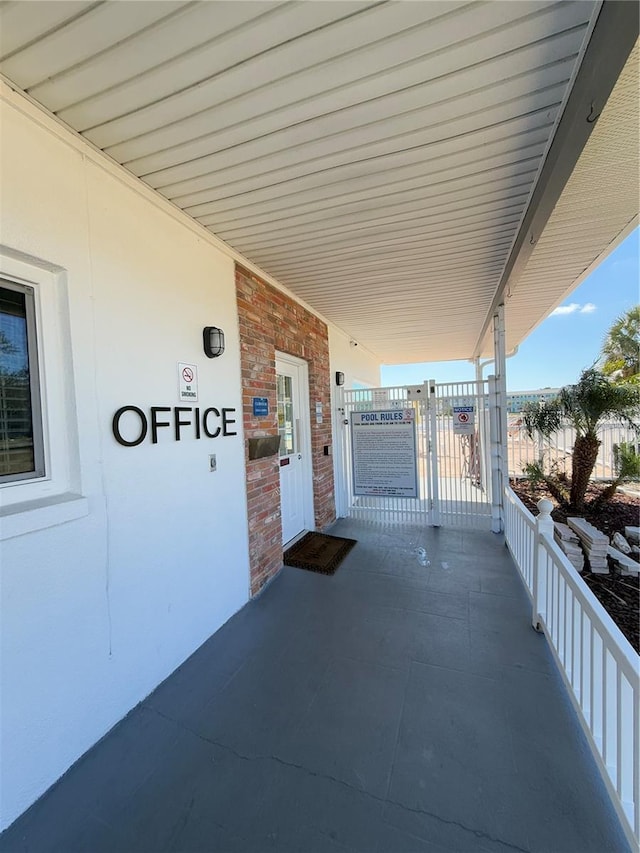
left=1, top=1, right=637, bottom=363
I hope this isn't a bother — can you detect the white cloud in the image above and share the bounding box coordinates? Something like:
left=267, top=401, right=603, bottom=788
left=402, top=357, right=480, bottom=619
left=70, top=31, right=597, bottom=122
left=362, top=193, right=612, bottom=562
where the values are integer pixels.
left=551, top=303, right=580, bottom=315
left=550, top=302, right=597, bottom=316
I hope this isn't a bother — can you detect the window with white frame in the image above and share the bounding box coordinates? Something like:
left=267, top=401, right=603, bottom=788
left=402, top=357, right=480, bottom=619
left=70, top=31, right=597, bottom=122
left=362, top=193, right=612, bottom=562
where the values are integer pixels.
left=0, top=252, right=88, bottom=539
left=0, top=278, right=45, bottom=483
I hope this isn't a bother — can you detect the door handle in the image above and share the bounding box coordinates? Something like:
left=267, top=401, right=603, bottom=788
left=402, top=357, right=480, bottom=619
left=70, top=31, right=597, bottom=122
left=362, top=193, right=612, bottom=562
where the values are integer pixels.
left=295, top=418, right=300, bottom=453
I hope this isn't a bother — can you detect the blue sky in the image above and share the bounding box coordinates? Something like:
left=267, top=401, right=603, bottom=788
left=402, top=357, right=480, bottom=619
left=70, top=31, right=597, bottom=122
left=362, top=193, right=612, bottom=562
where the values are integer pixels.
left=381, top=227, right=639, bottom=391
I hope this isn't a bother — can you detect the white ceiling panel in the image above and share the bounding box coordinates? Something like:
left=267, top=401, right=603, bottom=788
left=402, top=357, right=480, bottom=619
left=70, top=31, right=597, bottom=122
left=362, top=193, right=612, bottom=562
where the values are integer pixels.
left=26, top=3, right=281, bottom=112
left=198, top=170, right=540, bottom=234
left=204, top=147, right=546, bottom=237
left=150, top=84, right=564, bottom=202
left=138, top=76, right=566, bottom=199
left=0, top=0, right=636, bottom=365
left=222, top=186, right=532, bottom=251
left=65, top=2, right=381, bottom=140
left=0, top=1, right=98, bottom=59
left=139, top=62, right=571, bottom=193
left=0, top=2, right=186, bottom=89
left=91, top=1, right=583, bottom=154
left=109, top=2, right=565, bottom=167
left=263, top=230, right=519, bottom=276
left=166, top=107, right=555, bottom=209
left=117, top=24, right=584, bottom=182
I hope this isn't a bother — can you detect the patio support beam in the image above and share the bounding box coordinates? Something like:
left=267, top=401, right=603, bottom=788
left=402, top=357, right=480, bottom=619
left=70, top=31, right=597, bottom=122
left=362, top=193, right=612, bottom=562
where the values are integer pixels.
left=488, top=374, right=501, bottom=534
left=494, top=304, right=508, bottom=485
left=473, top=0, right=640, bottom=359
left=489, top=305, right=508, bottom=532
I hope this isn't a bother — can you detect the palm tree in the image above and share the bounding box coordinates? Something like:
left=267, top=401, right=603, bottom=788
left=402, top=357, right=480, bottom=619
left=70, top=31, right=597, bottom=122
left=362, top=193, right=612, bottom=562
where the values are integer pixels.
left=601, top=306, right=639, bottom=381
left=523, top=368, right=639, bottom=511
left=592, top=441, right=640, bottom=506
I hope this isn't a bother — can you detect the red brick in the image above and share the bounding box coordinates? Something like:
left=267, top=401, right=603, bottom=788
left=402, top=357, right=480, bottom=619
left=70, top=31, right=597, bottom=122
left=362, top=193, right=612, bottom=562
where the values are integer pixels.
left=236, top=264, right=335, bottom=594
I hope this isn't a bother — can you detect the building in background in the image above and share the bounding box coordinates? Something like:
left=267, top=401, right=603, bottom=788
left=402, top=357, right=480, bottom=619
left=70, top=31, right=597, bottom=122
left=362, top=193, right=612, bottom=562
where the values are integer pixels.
left=506, top=388, right=560, bottom=414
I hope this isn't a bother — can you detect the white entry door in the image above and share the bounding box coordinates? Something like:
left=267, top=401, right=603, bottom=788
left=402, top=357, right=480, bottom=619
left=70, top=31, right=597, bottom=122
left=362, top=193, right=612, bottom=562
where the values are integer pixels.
left=276, top=354, right=313, bottom=545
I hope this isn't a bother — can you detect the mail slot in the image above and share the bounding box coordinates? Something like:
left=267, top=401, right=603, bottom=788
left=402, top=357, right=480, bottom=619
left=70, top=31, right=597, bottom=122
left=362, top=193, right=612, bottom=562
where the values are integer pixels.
left=247, top=435, right=281, bottom=460
left=280, top=457, right=290, bottom=467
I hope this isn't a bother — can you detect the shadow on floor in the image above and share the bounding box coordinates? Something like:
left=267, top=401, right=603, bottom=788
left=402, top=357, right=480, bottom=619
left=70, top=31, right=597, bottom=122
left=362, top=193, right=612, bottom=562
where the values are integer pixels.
left=0, top=520, right=630, bottom=853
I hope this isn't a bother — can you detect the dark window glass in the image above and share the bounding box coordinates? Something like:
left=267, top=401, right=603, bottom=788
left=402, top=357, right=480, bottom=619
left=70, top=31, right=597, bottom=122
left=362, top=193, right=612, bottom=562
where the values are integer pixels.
left=0, top=285, right=36, bottom=477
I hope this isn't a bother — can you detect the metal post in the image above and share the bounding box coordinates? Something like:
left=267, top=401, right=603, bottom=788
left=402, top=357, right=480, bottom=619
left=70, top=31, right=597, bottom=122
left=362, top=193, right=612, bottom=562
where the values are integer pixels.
left=492, top=305, right=508, bottom=530
left=334, top=385, right=348, bottom=517
left=428, top=379, right=440, bottom=527
left=533, top=498, right=554, bottom=631
left=422, top=380, right=432, bottom=527
left=473, top=357, right=483, bottom=386
left=488, top=374, right=502, bottom=533
left=473, top=357, right=489, bottom=496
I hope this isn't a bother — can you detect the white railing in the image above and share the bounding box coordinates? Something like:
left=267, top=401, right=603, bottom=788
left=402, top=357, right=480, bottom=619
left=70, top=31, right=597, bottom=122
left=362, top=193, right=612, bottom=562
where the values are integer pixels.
left=504, top=486, right=640, bottom=848
left=507, top=419, right=637, bottom=481
left=504, top=485, right=536, bottom=596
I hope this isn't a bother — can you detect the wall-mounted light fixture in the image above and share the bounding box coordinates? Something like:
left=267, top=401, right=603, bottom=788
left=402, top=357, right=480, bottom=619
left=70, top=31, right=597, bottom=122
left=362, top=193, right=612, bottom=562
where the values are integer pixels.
left=335, top=371, right=345, bottom=386
left=203, top=326, right=225, bottom=358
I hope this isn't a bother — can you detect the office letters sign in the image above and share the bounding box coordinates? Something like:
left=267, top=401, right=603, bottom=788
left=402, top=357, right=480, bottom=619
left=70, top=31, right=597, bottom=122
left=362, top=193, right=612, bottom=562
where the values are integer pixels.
left=112, top=405, right=237, bottom=447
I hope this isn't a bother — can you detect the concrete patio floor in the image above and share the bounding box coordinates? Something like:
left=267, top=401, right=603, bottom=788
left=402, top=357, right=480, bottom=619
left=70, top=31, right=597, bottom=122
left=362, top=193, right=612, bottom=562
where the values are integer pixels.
left=1, top=519, right=629, bottom=853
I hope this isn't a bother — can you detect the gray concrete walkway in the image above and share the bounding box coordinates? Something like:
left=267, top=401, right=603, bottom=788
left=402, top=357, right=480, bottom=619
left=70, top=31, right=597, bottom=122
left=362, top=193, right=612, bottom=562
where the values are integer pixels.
left=1, top=520, right=629, bottom=853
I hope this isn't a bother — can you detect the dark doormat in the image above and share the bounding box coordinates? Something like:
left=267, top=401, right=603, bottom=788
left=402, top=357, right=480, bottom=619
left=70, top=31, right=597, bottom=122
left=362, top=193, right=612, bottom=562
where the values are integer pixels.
left=283, top=531, right=357, bottom=575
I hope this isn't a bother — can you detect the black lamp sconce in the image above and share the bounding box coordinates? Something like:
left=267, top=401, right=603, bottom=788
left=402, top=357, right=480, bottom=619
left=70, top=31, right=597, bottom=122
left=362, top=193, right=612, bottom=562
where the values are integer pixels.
left=335, top=371, right=345, bottom=386
left=203, top=326, right=225, bottom=358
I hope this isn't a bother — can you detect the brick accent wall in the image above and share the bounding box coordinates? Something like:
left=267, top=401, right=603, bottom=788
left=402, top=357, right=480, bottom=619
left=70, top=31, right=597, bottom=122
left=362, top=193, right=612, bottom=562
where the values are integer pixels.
left=236, top=264, right=335, bottom=595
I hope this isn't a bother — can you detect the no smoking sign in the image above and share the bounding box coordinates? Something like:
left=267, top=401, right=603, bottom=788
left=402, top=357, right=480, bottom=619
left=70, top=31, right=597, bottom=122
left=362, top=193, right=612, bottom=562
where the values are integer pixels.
left=453, top=405, right=475, bottom=435
left=178, top=362, right=199, bottom=402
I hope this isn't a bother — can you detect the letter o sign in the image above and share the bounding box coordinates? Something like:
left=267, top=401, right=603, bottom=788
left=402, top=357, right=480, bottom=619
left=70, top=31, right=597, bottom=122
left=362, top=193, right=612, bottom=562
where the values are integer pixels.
left=112, top=406, right=148, bottom=446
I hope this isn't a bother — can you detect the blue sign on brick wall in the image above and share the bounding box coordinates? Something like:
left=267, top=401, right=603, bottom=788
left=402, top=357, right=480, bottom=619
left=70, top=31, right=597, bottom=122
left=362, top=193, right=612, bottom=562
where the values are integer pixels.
left=253, top=397, right=269, bottom=417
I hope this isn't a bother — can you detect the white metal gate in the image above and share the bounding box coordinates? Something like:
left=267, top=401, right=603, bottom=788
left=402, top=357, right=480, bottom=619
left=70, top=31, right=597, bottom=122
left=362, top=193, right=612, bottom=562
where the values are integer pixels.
left=336, top=380, right=493, bottom=529
left=430, top=380, right=492, bottom=529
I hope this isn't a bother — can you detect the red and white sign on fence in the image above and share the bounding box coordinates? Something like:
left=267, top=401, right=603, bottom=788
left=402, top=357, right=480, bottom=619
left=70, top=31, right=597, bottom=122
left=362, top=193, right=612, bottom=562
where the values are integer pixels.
left=453, top=405, right=475, bottom=435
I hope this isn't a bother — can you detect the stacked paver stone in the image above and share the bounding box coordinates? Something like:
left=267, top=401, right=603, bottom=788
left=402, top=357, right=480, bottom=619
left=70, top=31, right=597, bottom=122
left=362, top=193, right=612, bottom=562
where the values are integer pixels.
left=567, top=517, right=609, bottom=574
left=608, top=526, right=640, bottom=577
left=553, top=522, right=584, bottom=572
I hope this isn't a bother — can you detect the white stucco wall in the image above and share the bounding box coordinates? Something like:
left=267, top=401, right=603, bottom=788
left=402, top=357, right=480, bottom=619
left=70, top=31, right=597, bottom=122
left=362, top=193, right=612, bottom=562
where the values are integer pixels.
left=328, top=325, right=380, bottom=392
left=328, top=326, right=381, bottom=516
left=0, top=93, right=251, bottom=829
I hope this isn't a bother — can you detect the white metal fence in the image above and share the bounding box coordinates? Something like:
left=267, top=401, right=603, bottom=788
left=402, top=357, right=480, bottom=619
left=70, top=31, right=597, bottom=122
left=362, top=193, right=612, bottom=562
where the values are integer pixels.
left=337, top=384, right=430, bottom=525
left=504, top=486, right=640, bottom=847
left=336, top=381, right=492, bottom=529
left=431, top=380, right=492, bottom=529
left=507, top=419, right=638, bottom=480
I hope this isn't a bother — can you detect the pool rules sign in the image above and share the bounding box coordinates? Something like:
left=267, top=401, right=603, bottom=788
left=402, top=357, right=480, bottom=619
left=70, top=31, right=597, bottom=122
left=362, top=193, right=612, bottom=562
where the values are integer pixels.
left=350, top=409, right=418, bottom=498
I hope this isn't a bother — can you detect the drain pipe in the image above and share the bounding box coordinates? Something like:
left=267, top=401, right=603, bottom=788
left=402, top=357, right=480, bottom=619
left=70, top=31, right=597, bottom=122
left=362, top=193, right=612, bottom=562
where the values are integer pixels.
left=472, top=346, right=519, bottom=384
